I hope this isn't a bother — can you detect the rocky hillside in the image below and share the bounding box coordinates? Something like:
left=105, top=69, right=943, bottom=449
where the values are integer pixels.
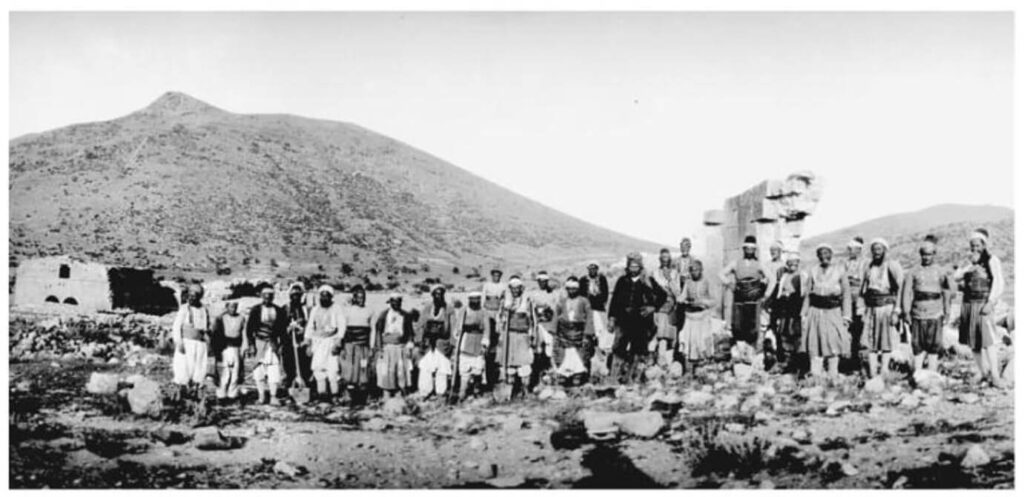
left=9, top=92, right=659, bottom=278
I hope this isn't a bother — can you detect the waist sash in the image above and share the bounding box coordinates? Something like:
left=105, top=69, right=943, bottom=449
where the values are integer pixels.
left=734, top=278, right=766, bottom=302
left=424, top=320, right=449, bottom=340
left=863, top=291, right=895, bottom=308
left=484, top=296, right=501, bottom=311
left=508, top=312, right=531, bottom=333
left=344, top=326, right=371, bottom=345
left=913, top=291, right=942, bottom=301
left=809, top=294, right=842, bottom=309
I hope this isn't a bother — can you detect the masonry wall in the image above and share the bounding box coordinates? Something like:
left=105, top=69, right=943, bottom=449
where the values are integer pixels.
left=13, top=256, right=113, bottom=311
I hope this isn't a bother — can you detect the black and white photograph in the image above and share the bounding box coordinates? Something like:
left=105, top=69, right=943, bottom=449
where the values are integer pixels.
left=4, top=3, right=1018, bottom=491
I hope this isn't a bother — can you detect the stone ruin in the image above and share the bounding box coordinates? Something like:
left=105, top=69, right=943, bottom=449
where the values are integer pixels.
left=697, top=171, right=824, bottom=279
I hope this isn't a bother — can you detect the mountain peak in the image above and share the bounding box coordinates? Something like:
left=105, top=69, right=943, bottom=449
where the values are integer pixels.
left=140, top=91, right=224, bottom=117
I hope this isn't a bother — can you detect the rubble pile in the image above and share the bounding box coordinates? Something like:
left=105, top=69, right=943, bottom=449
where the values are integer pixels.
left=9, top=315, right=168, bottom=363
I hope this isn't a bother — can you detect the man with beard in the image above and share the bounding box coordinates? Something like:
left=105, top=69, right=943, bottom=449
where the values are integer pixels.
left=675, top=237, right=697, bottom=332
left=900, top=236, right=952, bottom=374
left=281, top=283, right=311, bottom=392
left=843, top=236, right=869, bottom=372
left=172, top=284, right=212, bottom=393
left=482, top=268, right=507, bottom=385
left=528, top=271, right=559, bottom=387
left=497, top=276, right=536, bottom=398
left=650, top=248, right=681, bottom=366
left=953, top=228, right=1007, bottom=388
left=552, top=277, right=595, bottom=386
left=766, top=252, right=807, bottom=374
left=859, top=239, right=905, bottom=380
left=211, top=301, right=246, bottom=401
left=451, top=292, right=492, bottom=400
left=579, top=261, right=611, bottom=371
left=246, top=286, right=289, bottom=405
left=305, top=285, right=346, bottom=403
left=608, top=253, right=657, bottom=384
left=375, top=293, right=415, bottom=399
left=417, top=285, right=454, bottom=398
left=720, top=235, right=770, bottom=368
left=339, top=285, right=375, bottom=404
left=801, top=244, right=853, bottom=380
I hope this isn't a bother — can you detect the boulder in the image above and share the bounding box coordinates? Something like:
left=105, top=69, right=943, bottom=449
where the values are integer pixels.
left=193, top=427, right=236, bottom=450
left=538, top=387, right=555, bottom=400
left=668, top=361, right=684, bottom=378
left=898, top=394, right=921, bottom=410
left=618, top=411, right=665, bottom=438
left=581, top=410, right=620, bottom=438
left=274, top=460, right=308, bottom=478
left=468, top=437, right=488, bottom=451
left=960, top=444, right=991, bottom=468
left=126, top=377, right=163, bottom=417
left=912, top=370, right=947, bottom=393
left=85, top=372, right=120, bottom=395
left=956, top=392, right=981, bottom=405
left=796, top=386, right=824, bottom=402
left=714, top=394, right=740, bottom=411
left=863, top=377, right=885, bottom=394
left=644, top=365, right=665, bottom=382
left=363, top=417, right=388, bottom=431
left=951, top=343, right=974, bottom=360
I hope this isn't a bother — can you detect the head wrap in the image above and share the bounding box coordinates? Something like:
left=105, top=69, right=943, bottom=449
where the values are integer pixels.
left=508, top=276, right=524, bottom=287
left=626, top=252, right=644, bottom=268
left=318, top=285, right=334, bottom=295
left=260, top=286, right=275, bottom=296
left=587, top=260, right=599, bottom=269
left=847, top=237, right=864, bottom=249
left=785, top=251, right=801, bottom=262
left=288, top=283, right=305, bottom=295
left=815, top=243, right=834, bottom=254
left=536, top=271, right=549, bottom=281
left=388, top=292, right=402, bottom=302
left=189, top=283, right=205, bottom=296
left=969, top=229, right=989, bottom=244
left=565, top=279, right=580, bottom=289
left=743, top=235, right=757, bottom=248
left=490, top=268, right=503, bottom=276
left=770, top=240, right=784, bottom=250
left=919, top=240, right=937, bottom=255
left=870, top=238, right=889, bottom=251
left=468, top=291, right=482, bottom=299
left=430, top=284, right=446, bottom=294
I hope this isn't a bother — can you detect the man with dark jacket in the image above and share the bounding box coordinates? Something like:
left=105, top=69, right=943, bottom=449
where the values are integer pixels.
left=246, top=286, right=289, bottom=405
left=580, top=261, right=612, bottom=374
left=608, top=253, right=657, bottom=384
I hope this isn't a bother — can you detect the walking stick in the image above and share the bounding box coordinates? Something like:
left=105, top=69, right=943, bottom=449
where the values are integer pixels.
left=494, top=308, right=514, bottom=402
left=287, top=327, right=311, bottom=405
left=447, top=323, right=466, bottom=405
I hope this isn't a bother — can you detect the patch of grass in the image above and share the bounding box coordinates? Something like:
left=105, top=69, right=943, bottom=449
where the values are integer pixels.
left=684, top=419, right=773, bottom=478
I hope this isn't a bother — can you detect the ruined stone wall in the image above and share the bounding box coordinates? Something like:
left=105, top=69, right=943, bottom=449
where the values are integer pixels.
left=13, top=256, right=113, bottom=311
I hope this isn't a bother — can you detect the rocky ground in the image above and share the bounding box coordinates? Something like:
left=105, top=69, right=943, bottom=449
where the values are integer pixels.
left=8, top=315, right=1016, bottom=489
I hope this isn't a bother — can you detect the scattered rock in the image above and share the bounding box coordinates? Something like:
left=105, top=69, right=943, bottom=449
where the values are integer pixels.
left=956, top=393, right=981, bottom=405
left=714, top=394, right=740, bottom=411
left=85, top=372, right=120, bottom=395
left=841, top=462, right=860, bottom=476
left=126, top=376, right=163, bottom=417
left=668, top=362, right=683, bottom=378
left=682, top=390, right=715, bottom=408
left=274, top=460, right=309, bottom=478
left=487, top=475, right=526, bottom=488
left=381, top=397, right=406, bottom=417
left=47, top=437, right=85, bottom=452
left=363, top=417, right=388, bottom=432
left=755, top=384, right=776, bottom=397
left=501, top=416, right=526, bottom=431
left=960, top=444, right=991, bottom=468
left=733, top=363, right=753, bottom=381
left=796, top=386, right=824, bottom=402
left=791, top=429, right=813, bottom=444
left=898, top=394, right=921, bottom=410
left=825, top=400, right=851, bottom=416
left=581, top=410, right=619, bottom=438
left=193, top=427, right=239, bottom=451
left=759, top=480, right=776, bottom=489
left=552, top=390, right=568, bottom=400
left=645, top=365, right=665, bottom=382
left=863, top=377, right=885, bottom=394
left=724, top=423, right=746, bottom=433
left=618, top=411, right=665, bottom=438
left=538, top=387, right=555, bottom=400
left=912, top=370, right=947, bottom=393
left=739, top=395, right=763, bottom=413
left=468, top=437, right=488, bottom=451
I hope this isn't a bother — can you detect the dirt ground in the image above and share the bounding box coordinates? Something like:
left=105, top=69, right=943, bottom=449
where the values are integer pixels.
left=8, top=342, right=1014, bottom=490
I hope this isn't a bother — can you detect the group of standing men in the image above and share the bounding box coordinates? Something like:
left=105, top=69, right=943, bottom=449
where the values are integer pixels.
left=168, top=226, right=1008, bottom=407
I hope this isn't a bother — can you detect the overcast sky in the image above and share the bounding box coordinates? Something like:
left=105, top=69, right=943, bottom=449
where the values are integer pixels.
left=9, top=12, right=1013, bottom=246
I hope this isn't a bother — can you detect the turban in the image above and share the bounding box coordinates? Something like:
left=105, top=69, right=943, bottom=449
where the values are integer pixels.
left=490, top=268, right=503, bottom=276
left=970, top=229, right=989, bottom=244
left=536, top=272, right=550, bottom=281
left=870, top=238, right=889, bottom=251
left=587, top=260, right=599, bottom=269
left=626, top=252, right=644, bottom=266
left=564, top=279, right=580, bottom=289
left=288, top=283, right=305, bottom=295
left=508, top=276, right=523, bottom=287
left=260, top=286, right=275, bottom=295
left=388, top=292, right=403, bottom=301
left=431, top=284, right=446, bottom=294
left=188, top=283, right=205, bottom=295
left=785, top=251, right=801, bottom=262
left=770, top=240, right=784, bottom=250
left=318, top=285, right=334, bottom=295
left=919, top=241, right=937, bottom=254
left=743, top=235, right=757, bottom=248
left=468, top=291, right=482, bottom=299
left=815, top=243, right=834, bottom=253
left=847, top=237, right=864, bottom=249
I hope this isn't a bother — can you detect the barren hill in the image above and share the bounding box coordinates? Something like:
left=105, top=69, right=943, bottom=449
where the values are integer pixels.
left=9, top=92, right=659, bottom=278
